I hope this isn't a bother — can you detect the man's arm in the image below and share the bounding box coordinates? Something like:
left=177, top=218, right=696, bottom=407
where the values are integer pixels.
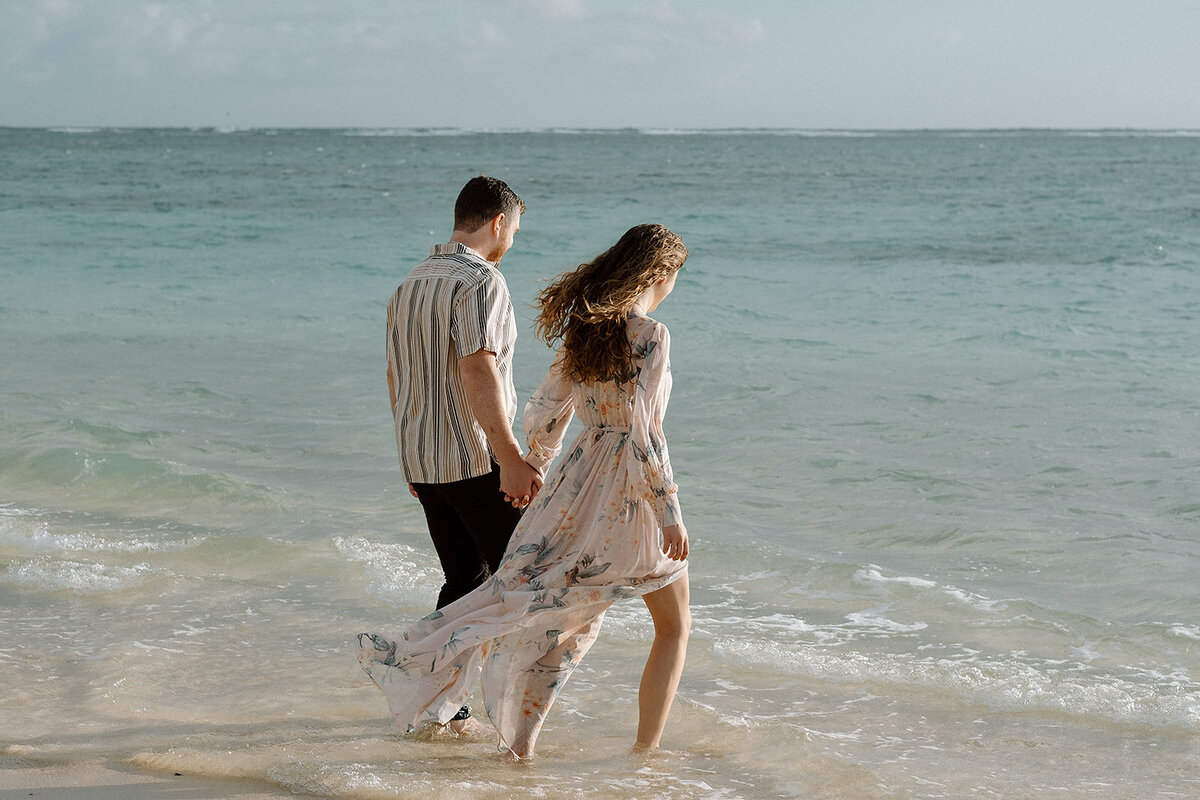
left=458, top=348, right=543, bottom=506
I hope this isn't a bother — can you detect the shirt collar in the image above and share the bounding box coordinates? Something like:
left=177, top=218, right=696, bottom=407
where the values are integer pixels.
left=431, top=241, right=494, bottom=265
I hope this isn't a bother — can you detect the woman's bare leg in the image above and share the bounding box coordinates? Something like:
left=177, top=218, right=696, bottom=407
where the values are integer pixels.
left=636, top=571, right=691, bottom=750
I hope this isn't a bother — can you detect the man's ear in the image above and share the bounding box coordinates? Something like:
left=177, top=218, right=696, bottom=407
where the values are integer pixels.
left=491, top=212, right=506, bottom=236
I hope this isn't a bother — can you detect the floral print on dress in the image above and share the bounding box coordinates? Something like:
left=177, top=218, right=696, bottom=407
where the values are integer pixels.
left=358, top=314, right=685, bottom=756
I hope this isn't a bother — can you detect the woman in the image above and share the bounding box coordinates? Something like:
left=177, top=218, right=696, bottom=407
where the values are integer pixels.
left=358, top=223, right=691, bottom=759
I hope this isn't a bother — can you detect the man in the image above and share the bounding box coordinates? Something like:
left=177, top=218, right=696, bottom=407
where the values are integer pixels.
left=386, top=176, right=542, bottom=614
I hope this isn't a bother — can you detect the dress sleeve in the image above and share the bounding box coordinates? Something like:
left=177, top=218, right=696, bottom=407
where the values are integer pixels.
left=523, top=352, right=576, bottom=473
left=630, top=322, right=683, bottom=527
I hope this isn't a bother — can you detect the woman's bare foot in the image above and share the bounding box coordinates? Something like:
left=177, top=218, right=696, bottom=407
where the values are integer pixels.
left=447, top=715, right=493, bottom=741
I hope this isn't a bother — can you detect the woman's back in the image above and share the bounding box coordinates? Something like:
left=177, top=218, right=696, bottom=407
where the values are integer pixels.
left=571, top=314, right=669, bottom=431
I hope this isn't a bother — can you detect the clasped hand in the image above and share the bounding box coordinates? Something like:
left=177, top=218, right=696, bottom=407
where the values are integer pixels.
left=501, top=460, right=544, bottom=509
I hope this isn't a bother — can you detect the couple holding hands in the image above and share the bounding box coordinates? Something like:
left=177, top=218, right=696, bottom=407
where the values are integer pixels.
left=358, top=176, right=691, bottom=761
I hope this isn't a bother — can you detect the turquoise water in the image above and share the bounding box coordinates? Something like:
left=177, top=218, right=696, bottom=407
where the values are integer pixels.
left=2, top=128, right=1199, bottom=798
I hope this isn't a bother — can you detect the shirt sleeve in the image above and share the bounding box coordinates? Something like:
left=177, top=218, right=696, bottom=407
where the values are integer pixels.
left=451, top=271, right=512, bottom=358
left=385, top=291, right=398, bottom=383
left=523, top=352, right=576, bottom=473
left=629, top=322, right=683, bottom=527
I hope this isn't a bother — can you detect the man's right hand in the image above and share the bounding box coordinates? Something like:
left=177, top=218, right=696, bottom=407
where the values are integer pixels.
left=499, top=457, right=542, bottom=509
left=457, top=349, right=543, bottom=508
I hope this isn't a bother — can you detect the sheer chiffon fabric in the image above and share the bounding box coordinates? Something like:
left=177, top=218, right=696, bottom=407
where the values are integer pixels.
left=358, top=314, right=685, bottom=756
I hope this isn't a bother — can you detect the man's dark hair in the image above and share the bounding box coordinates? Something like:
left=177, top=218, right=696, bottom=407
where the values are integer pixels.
left=453, top=176, right=525, bottom=232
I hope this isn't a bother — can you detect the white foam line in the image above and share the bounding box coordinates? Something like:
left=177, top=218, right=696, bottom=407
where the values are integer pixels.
left=4, top=558, right=158, bottom=594
left=712, top=638, right=1200, bottom=731
left=855, top=565, right=937, bottom=588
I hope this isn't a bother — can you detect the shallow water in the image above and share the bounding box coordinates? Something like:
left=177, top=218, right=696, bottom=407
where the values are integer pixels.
left=2, top=128, right=1199, bottom=797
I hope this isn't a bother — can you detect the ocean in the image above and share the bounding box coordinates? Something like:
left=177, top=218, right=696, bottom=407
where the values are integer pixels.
left=1, top=127, right=1198, bottom=798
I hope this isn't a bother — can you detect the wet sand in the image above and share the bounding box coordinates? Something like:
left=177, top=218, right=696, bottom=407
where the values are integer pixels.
left=0, top=754, right=307, bottom=800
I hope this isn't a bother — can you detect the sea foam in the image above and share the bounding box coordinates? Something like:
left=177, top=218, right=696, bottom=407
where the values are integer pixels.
left=333, top=535, right=441, bottom=603
left=712, top=638, right=1200, bottom=732
left=0, top=513, right=203, bottom=555
left=4, top=557, right=158, bottom=594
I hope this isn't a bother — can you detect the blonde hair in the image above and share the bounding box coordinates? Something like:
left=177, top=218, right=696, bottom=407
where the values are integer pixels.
left=535, top=224, right=687, bottom=383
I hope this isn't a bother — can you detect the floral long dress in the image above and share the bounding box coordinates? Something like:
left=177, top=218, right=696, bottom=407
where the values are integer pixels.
left=357, top=313, right=686, bottom=756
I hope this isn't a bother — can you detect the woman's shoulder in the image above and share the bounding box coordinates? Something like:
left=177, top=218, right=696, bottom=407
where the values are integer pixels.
left=628, top=313, right=669, bottom=340
left=627, top=316, right=670, bottom=362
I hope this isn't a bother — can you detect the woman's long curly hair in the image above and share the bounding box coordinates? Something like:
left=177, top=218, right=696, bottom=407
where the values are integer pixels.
left=535, top=223, right=687, bottom=383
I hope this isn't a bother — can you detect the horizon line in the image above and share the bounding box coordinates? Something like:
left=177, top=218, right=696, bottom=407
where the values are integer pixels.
left=6, top=125, right=1200, bottom=135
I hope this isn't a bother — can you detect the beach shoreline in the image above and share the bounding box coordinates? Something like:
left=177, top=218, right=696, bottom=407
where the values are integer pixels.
left=3, top=128, right=1199, bottom=798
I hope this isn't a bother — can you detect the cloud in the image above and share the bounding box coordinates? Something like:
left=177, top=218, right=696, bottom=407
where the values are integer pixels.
left=455, top=18, right=507, bottom=60
left=627, top=1, right=766, bottom=47
left=513, top=0, right=591, bottom=22
left=35, top=0, right=80, bottom=19
left=628, top=0, right=680, bottom=26
left=932, top=28, right=964, bottom=45
left=54, top=2, right=425, bottom=81
left=695, top=10, right=767, bottom=46
left=607, top=41, right=655, bottom=66
left=96, top=4, right=214, bottom=76
left=709, top=62, right=754, bottom=92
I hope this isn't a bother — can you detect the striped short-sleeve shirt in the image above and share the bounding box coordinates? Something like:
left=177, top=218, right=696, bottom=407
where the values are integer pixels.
left=386, top=242, right=518, bottom=484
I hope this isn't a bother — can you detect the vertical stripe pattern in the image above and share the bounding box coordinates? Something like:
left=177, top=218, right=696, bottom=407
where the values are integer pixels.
left=386, top=242, right=517, bottom=483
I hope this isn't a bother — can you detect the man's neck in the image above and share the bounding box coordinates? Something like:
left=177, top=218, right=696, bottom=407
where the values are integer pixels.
left=449, top=231, right=493, bottom=262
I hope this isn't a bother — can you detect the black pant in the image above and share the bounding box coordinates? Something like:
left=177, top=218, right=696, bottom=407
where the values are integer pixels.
left=411, top=463, right=523, bottom=609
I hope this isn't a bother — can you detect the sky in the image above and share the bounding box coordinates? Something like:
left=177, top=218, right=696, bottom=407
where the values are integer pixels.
left=3, top=0, right=1199, bottom=130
